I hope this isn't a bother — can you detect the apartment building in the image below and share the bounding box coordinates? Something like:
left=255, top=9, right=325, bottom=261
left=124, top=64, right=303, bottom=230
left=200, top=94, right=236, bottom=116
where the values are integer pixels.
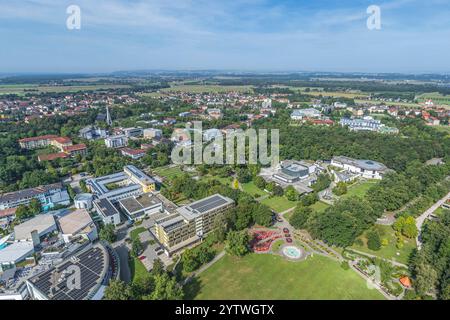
left=104, top=135, right=128, bottom=148
left=154, top=194, right=234, bottom=256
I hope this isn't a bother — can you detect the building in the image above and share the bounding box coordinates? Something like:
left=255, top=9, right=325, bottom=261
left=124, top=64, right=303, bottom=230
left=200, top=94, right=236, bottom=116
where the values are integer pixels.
left=331, top=156, right=390, bottom=180
left=340, top=117, right=381, bottom=132
left=18, top=135, right=59, bottom=149
left=340, top=117, right=399, bottom=134
left=120, top=147, right=146, bottom=159
left=0, top=241, right=35, bottom=267
left=74, top=193, right=94, bottom=210
left=104, top=135, right=128, bottom=148
left=143, top=128, right=162, bottom=139
left=79, top=126, right=108, bottom=140
left=274, top=160, right=317, bottom=183
left=62, top=144, right=88, bottom=157
left=123, top=127, right=143, bottom=138
left=0, top=208, right=16, bottom=229
left=93, top=198, right=121, bottom=225
left=0, top=183, right=70, bottom=211
left=154, top=194, right=234, bottom=256
left=26, top=242, right=119, bottom=300
left=290, top=108, right=322, bottom=120
left=14, top=214, right=57, bottom=242
left=57, top=209, right=98, bottom=243
left=118, top=193, right=164, bottom=221
left=207, top=108, right=222, bottom=120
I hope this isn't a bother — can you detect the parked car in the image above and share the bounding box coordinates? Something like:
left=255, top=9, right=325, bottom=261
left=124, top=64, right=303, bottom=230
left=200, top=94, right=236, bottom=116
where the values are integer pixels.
left=139, top=256, right=146, bottom=261
left=286, top=238, right=293, bottom=243
left=283, top=228, right=289, bottom=233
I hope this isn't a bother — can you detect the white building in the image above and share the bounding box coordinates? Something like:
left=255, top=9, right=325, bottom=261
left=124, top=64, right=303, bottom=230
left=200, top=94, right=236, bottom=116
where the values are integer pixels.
left=331, top=156, right=389, bottom=180
left=290, top=108, right=322, bottom=120
left=123, top=127, right=143, bottom=138
left=93, top=198, right=121, bottom=225
left=74, top=193, right=93, bottom=210
left=104, top=135, right=128, bottom=148
left=143, top=128, right=162, bottom=139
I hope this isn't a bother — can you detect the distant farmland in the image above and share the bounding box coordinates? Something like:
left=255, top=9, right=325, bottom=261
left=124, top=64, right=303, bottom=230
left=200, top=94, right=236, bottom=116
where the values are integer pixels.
left=416, top=92, right=450, bottom=105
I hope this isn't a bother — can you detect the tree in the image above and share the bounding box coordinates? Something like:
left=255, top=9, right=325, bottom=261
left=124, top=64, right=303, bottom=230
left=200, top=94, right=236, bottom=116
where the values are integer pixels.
left=131, top=238, right=143, bottom=257
left=254, top=176, right=266, bottom=190
left=402, top=216, right=418, bottom=238
left=104, top=280, right=132, bottom=300
left=131, top=275, right=154, bottom=300
left=232, top=178, right=239, bottom=190
left=289, top=205, right=312, bottom=229
left=225, top=230, right=249, bottom=256
left=28, top=198, right=42, bottom=216
left=252, top=203, right=273, bottom=227
left=181, top=248, right=200, bottom=273
left=236, top=168, right=251, bottom=183
left=414, top=263, right=438, bottom=297
left=147, top=273, right=183, bottom=300
left=151, top=258, right=165, bottom=276
left=272, top=185, right=284, bottom=196
left=367, top=229, right=381, bottom=251
left=99, top=224, right=116, bottom=243
left=15, top=204, right=30, bottom=221
left=284, top=186, right=298, bottom=201
left=332, top=182, right=348, bottom=196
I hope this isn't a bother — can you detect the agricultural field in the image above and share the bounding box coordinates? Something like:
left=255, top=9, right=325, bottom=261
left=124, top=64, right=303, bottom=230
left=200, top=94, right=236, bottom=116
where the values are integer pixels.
left=160, top=84, right=253, bottom=94
left=0, top=84, right=131, bottom=95
left=184, top=253, right=385, bottom=300
left=350, top=224, right=416, bottom=265
left=416, top=92, right=450, bottom=105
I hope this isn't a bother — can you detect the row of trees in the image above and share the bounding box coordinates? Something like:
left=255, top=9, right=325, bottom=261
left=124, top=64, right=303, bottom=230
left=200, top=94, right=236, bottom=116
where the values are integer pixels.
left=104, top=259, right=183, bottom=300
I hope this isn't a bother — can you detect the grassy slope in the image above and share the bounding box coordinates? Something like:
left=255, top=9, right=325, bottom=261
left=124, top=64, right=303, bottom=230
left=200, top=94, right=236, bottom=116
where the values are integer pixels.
left=185, top=253, right=384, bottom=300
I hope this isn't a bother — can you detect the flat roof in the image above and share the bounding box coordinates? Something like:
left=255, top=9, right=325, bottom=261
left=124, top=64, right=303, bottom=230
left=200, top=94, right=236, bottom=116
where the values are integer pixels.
left=27, top=243, right=109, bottom=300
left=94, top=198, right=119, bottom=217
left=14, top=214, right=56, bottom=241
left=58, top=209, right=94, bottom=235
left=177, top=194, right=234, bottom=221
left=119, top=194, right=162, bottom=214
left=0, top=241, right=34, bottom=264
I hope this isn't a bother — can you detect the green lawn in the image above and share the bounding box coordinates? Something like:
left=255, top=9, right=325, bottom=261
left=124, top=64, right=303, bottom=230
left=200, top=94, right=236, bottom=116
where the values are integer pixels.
left=241, top=181, right=267, bottom=198
left=130, top=227, right=146, bottom=241
left=350, top=224, right=416, bottom=265
left=261, top=196, right=298, bottom=213
left=184, top=253, right=384, bottom=300
left=342, top=180, right=378, bottom=199
left=310, top=201, right=330, bottom=213
left=129, top=256, right=149, bottom=282
left=153, top=166, right=186, bottom=181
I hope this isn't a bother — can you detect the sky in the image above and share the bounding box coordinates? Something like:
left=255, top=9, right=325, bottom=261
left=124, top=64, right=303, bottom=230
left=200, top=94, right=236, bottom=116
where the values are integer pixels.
left=0, top=0, right=449, bottom=74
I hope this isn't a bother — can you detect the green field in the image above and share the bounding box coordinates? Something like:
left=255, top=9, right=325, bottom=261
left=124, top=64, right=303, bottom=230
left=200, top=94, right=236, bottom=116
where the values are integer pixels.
left=351, top=224, right=416, bottom=265
left=0, top=84, right=130, bottom=95
left=241, top=181, right=267, bottom=197
left=184, top=253, right=384, bottom=300
left=153, top=166, right=186, bottom=181
left=342, top=180, right=378, bottom=199
left=310, top=201, right=330, bottom=213
left=261, top=196, right=298, bottom=213
left=416, top=92, right=450, bottom=105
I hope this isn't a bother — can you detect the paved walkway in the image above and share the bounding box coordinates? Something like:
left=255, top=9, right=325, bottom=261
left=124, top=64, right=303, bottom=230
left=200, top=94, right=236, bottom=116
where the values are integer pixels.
left=416, top=191, right=450, bottom=249
left=349, top=248, right=408, bottom=268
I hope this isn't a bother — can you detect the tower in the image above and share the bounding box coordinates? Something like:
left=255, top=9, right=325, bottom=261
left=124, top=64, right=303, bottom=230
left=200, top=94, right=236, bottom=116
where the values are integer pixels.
left=106, top=105, right=112, bottom=126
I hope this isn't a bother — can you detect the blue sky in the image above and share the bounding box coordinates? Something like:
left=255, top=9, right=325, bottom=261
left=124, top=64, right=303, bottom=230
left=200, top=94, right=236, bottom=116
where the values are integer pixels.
left=1, top=0, right=449, bottom=73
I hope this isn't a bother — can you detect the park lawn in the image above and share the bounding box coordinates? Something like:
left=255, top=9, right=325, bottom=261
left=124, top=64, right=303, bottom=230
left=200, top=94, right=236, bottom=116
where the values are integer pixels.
left=184, top=253, right=384, bottom=300
left=202, top=175, right=233, bottom=187
left=241, top=181, right=267, bottom=198
left=153, top=166, right=186, bottom=180
left=310, top=201, right=330, bottom=214
left=350, top=224, right=416, bottom=265
left=261, top=196, right=298, bottom=213
left=342, top=180, right=378, bottom=199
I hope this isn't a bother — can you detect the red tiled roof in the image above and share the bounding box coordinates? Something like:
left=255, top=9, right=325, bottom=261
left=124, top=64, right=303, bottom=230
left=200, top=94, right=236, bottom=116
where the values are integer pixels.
left=38, top=152, right=69, bottom=162
left=18, top=134, right=59, bottom=143
left=121, top=147, right=146, bottom=156
left=0, top=207, right=17, bottom=218
left=53, top=137, right=72, bottom=144
left=63, top=143, right=87, bottom=153
left=399, top=276, right=412, bottom=287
